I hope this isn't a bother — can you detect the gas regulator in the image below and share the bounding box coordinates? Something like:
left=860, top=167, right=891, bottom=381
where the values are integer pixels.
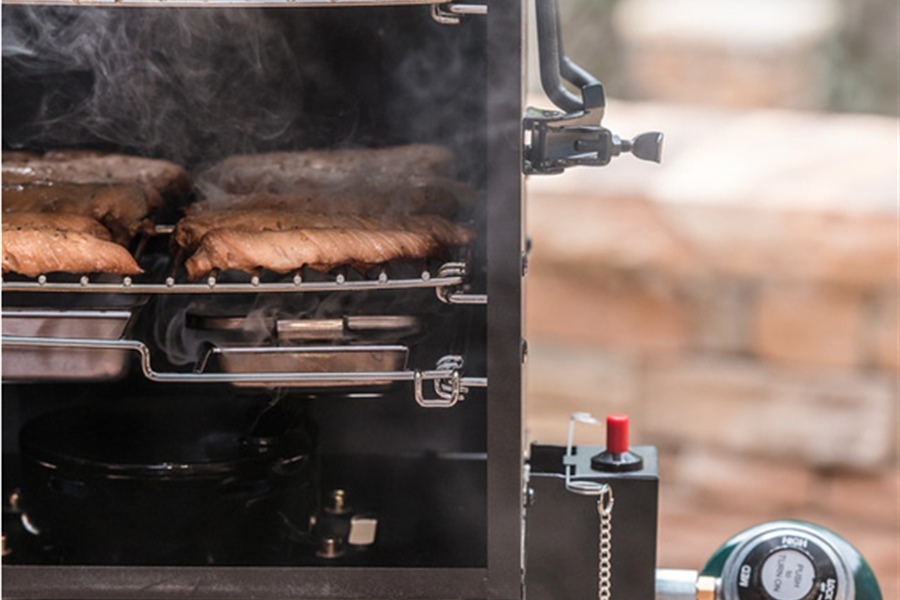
left=658, top=521, right=882, bottom=600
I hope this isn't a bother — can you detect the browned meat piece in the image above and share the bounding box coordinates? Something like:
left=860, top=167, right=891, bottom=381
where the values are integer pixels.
left=2, top=152, right=191, bottom=197
left=2, top=181, right=157, bottom=240
left=185, top=228, right=444, bottom=280
left=186, top=175, right=475, bottom=219
left=174, top=209, right=475, bottom=251
left=198, top=144, right=457, bottom=195
left=3, top=212, right=112, bottom=242
left=41, top=149, right=110, bottom=162
left=2, top=150, right=41, bottom=164
left=2, top=228, right=143, bottom=277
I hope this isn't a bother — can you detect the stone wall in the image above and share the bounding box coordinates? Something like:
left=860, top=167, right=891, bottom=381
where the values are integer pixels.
left=523, top=99, right=898, bottom=598
left=612, top=0, right=841, bottom=109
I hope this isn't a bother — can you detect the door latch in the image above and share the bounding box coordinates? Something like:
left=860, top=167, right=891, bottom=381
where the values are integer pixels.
left=525, top=0, right=663, bottom=175
left=524, top=106, right=663, bottom=175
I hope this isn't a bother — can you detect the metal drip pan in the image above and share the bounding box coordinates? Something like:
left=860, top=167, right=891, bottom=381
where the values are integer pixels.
left=200, top=344, right=410, bottom=388
left=1, top=309, right=133, bottom=382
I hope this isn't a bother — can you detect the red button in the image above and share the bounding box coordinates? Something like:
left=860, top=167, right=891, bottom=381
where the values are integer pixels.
left=606, top=414, right=630, bottom=454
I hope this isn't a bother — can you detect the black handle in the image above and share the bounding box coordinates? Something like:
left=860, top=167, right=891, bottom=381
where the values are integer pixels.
left=535, top=0, right=606, bottom=113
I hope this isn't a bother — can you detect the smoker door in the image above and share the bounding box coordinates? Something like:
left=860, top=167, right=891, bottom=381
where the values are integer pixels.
left=0, top=2, right=524, bottom=599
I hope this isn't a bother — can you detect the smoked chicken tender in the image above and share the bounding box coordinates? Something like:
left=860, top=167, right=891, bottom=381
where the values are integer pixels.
left=2, top=228, right=142, bottom=277
left=2, top=151, right=191, bottom=198
left=3, top=212, right=112, bottom=241
left=197, top=144, right=457, bottom=194
left=174, top=209, right=475, bottom=251
left=2, top=181, right=158, bottom=239
left=184, top=228, right=445, bottom=280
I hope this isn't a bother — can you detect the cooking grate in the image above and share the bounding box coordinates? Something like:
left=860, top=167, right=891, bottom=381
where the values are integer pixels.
left=1, top=334, right=486, bottom=405
left=1, top=0, right=444, bottom=5
left=0, top=0, right=488, bottom=25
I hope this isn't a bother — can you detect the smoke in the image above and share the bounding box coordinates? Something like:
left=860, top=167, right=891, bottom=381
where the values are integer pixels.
left=2, top=6, right=351, bottom=167
left=2, top=5, right=490, bottom=178
left=152, top=292, right=321, bottom=367
left=150, top=284, right=393, bottom=367
left=150, top=275, right=445, bottom=368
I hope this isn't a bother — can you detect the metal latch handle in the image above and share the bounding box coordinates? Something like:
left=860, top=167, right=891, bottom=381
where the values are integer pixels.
left=535, top=0, right=605, bottom=114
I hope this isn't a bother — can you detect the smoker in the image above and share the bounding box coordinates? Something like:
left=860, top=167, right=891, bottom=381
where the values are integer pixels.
left=0, top=1, right=882, bottom=600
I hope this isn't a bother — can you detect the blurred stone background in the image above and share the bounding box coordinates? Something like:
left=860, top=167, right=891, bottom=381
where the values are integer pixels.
left=523, top=0, right=898, bottom=597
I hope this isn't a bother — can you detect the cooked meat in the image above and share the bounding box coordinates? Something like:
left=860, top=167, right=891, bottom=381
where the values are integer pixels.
left=198, top=144, right=457, bottom=195
left=2, top=181, right=157, bottom=239
left=2, top=228, right=143, bottom=277
left=187, top=175, right=475, bottom=219
left=174, top=209, right=475, bottom=251
left=41, top=149, right=110, bottom=162
left=185, top=228, right=445, bottom=280
left=3, top=212, right=112, bottom=242
left=191, top=144, right=476, bottom=218
left=2, top=151, right=191, bottom=197
left=2, top=150, right=41, bottom=164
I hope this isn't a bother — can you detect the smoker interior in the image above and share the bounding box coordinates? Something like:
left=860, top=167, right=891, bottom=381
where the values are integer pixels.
left=2, top=3, right=524, bottom=598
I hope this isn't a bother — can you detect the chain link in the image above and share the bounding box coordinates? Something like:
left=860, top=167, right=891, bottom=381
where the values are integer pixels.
left=597, top=487, right=614, bottom=600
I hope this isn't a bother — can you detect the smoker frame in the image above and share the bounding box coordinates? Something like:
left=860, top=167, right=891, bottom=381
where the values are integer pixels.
left=0, top=2, right=524, bottom=599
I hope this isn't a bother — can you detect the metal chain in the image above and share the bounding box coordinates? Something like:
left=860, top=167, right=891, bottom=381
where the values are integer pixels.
left=597, top=487, right=614, bottom=600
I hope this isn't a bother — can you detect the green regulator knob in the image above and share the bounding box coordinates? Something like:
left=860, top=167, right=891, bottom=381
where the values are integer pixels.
left=698, top=521, right=881, bottom=600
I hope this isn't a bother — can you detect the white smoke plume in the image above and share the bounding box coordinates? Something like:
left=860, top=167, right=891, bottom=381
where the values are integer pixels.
left=2, top=6, right=351, bottom=167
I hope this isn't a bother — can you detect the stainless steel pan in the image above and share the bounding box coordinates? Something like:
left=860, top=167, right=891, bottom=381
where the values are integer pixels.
left=1, top=309, right=133, bottom=381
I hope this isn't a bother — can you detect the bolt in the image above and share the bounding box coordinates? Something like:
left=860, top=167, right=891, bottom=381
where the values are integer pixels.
left=316, top=536, right=344, bottom=559
left=325, top=489, right=351, bottom=515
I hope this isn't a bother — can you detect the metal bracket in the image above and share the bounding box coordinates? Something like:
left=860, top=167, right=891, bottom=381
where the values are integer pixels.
left=434, top=261, right=487, bottom=305
left=431, top=2, right=488, bottom=25
left=435, top=286, right=487, bottom=305
left=414, top=355, right=469, bottom=407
